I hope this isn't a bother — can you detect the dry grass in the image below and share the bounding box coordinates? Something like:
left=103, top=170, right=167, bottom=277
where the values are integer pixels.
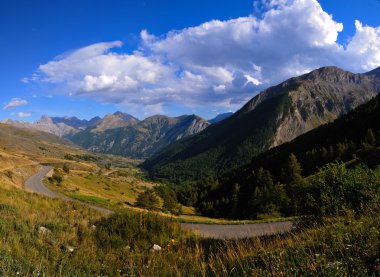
left=0, top=183, right=378, bottom=276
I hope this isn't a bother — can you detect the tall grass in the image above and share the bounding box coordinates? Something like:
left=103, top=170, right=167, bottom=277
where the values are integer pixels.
left=0, top=185, right=379, bottom=276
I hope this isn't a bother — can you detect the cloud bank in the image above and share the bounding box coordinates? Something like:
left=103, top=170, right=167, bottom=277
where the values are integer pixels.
left=28, top=0, right=380, bottom=115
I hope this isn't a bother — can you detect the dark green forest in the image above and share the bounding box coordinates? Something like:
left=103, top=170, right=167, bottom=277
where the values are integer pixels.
left=167, top=94, right=380, bottom=219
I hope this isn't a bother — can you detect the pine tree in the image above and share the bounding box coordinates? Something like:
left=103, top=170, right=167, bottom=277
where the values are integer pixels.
left=136, top=189, right=160, bottom=210
left=230, top=183, right=240, bottom=218
left=365, top=128, right=376, bottom=146
left=286, top=153, right=303, bottom=184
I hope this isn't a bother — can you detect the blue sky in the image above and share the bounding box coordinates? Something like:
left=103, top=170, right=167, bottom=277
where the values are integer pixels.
left=0, top=0, right=380, bottom=121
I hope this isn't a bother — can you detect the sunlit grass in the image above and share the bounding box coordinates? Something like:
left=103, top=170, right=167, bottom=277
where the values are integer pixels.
left=0, top=184, right=378, bottom=276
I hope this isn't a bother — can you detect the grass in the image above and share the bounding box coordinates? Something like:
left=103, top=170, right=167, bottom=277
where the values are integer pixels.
left=0, top=182, right=379, bottom=276
left=69, top=194, right=110, bottom=205
left=45, top=167, right=156, bottom=209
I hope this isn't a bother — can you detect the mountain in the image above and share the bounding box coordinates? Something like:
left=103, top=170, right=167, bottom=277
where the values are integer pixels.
left=69, top=114, right=210, bottom=158
left=143, top=66, right=380, bottom=183
left=1, top=112, right=137, bottom=138
left=88, top=112, right=139, bottom=133
left=193, top=93, right=380, bottom=219
left=1, top=116, right=79, bottom=137
left=51, top=116, right=101, bottom=130
left=208, top=112, right=234, bottom=124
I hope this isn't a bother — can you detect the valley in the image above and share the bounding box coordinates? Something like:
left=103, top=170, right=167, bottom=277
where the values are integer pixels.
left=0, top=66, right=379, bottom=276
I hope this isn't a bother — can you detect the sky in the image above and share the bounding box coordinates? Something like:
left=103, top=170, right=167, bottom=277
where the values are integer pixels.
left=0, top=0, right=380, bottom=121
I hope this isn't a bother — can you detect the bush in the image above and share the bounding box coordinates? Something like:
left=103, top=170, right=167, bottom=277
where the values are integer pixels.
left=63, top=164, right=70, bottom=174
left=52, top=173, right=63, bottom=184
left=94, top=211, right=183, bottom=251
left=135, top=189, right=160, bottom=210
left=304, top=163, right=380, bottom=217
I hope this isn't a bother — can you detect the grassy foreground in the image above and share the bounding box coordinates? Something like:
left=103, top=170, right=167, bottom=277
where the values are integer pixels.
left=0, top=184, right=379, bottom=276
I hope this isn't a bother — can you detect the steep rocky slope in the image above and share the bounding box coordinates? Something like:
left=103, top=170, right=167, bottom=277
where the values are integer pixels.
left=143, top=66, right=380, bottom=182
left=70, top=114, right=209, bottom=158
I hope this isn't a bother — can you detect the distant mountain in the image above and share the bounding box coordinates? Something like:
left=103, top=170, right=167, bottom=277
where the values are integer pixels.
left=1, top=116, right=79, bottom=137
left=51, top=116, right=101, bottom=130
left=208, top=112, right=234, bottom=124
left=89, top=112, right=139, bottom=133
left=69, top=114, right=209, bottom=159
left=143, top=66, right=380, bottom=182
left=1, top=112, right=137, bottom=138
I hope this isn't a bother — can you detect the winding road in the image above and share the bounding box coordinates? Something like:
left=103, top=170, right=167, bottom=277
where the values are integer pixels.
left=25, top=167, right=294, bottom=239
left=181, top=221, right=293, bottom=239
left=25, top=166, right=113, bottom=215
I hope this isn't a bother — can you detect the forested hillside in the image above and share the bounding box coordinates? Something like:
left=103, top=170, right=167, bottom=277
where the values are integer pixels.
left=173, top=94, right=380, bottom=219
left=144, top=66, right=380, bottom=182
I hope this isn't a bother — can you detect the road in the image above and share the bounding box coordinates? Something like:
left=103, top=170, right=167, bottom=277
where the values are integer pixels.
left=180, top=221, right=293, bottom=239
left=26, top=167, right=293, bottom=239
left=25, top=166, right=113, bottom=215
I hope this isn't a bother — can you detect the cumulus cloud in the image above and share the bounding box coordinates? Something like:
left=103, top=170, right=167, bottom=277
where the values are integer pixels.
left=4, top=98, right=28, bottom=110
left=27, top=0, right=380, bottom=115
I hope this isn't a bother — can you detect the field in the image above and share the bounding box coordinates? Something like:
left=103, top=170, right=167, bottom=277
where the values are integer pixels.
left=0, top=183, right=378, bottom=276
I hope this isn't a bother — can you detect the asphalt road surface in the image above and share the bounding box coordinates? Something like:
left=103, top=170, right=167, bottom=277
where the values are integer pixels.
left=25, top=166, right=113, bottom=215
left=180, top=221, right=294, bottom=239
left=26, top=167, right=293, bottom=239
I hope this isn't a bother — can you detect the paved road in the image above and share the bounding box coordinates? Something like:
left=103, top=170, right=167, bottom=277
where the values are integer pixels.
left=180, top=221, right=293, bottom=239
left=25, top=166, right=113, bottom=215
left=26, top=167, right=293, bottom=239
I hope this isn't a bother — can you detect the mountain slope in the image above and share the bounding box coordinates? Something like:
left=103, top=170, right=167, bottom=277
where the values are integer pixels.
left=143, top=66, right=380, bottom=182
left=2, top=116, right=79, bottom=137
left=208, top=112, right=234, bottom=124
left=70, top=114, right=210, bottom=158
left=2, top=112, right=137, bottom=138
left=88, top=112, right=139, bottom=133
left=51, top=116, right=101, bottom=130
left=194, top=93, right=380, bottom=219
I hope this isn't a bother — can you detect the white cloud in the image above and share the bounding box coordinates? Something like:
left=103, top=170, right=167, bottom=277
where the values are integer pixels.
left=4, top=98, right=28, bottom=110
left=27, top=0, right=380, bottom=115
left=16, top=112, right=32, bottom=118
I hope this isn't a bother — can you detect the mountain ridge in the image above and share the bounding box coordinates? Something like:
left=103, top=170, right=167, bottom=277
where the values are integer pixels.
left=69, top=114, right=210, bottom=158
left=143, top=66, right=380, bottom=182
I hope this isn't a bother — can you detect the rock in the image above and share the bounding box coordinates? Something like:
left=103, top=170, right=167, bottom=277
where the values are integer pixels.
left=91, top=225, right=96, bottom=230
left=124, top=246, right=131, bottom=251
left=38, top=226, right=51, bottom=235
left=150, top=244, right=162, bottom=252
left=66, top=245, right=75, bottom=253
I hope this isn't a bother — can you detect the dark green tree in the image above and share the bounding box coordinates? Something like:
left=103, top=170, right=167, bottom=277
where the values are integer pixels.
left=230, top=183, right=240, bottom=218
left=136, top=189, right=159, bottom=210
left=365, top=128, right=376, bottom=146
left=285, top=153, right=303, bottom=184
left=63, top=164, right=70, bottom=174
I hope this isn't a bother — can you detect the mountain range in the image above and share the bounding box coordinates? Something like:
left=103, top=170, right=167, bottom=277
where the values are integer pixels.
left=2, top=66, right=380, bottom=172
left=69, top=114, right=210, bottom=158
left=143, top=66, right=380, bottom=182
left=2, top=111, right=214, bottom=159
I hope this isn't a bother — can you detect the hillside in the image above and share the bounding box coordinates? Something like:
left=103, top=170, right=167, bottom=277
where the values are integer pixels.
left=187, top=94, right=380, bottom=219
left=70, top=114, right=210, bottom=158
left=143, top=66, right=380, bottom=182
left=208, top=112, right=234, bottom=124
left=0, top=123, right=94, bottom=188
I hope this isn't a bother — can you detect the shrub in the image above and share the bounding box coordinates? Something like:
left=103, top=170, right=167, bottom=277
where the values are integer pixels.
left=63, top=164, right=70, bottom=174
left=304, top=163, right=380, bottom=217
left=94, top=211, right=183, bottom=251
left=135, top=189, right=160, bottom=210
